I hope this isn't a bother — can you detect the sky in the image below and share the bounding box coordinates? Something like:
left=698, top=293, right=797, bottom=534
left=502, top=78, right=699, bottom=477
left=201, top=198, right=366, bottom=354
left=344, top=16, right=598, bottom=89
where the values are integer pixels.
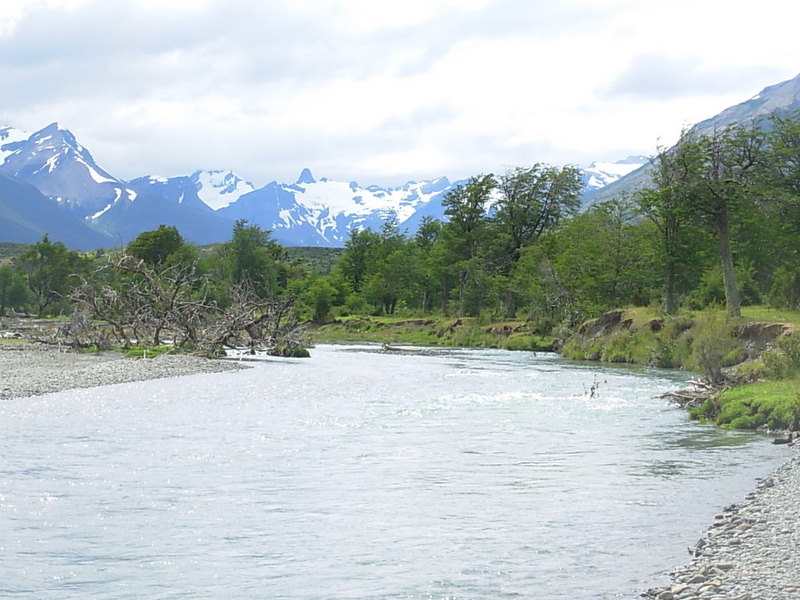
left=0, top=0, right=798, bottom=188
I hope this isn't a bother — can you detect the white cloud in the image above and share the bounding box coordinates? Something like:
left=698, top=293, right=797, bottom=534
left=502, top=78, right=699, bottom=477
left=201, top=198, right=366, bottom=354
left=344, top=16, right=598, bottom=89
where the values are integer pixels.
left=0, top=0, right=797, bottom=186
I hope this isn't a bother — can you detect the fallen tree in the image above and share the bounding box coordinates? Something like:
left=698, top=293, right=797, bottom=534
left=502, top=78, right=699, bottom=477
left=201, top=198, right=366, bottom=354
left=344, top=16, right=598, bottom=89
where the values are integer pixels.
left=64, top=251, right=308, bottom=357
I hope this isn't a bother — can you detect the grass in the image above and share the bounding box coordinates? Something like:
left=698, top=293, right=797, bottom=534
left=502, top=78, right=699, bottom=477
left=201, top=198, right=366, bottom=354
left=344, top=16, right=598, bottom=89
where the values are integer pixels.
left=123, top=344, right=174, bottom=359
left=309, top=315, right=555, bottom=351
left=741, top=306, right=800, bottom=329
left=691, top=379, right=800, bottom=430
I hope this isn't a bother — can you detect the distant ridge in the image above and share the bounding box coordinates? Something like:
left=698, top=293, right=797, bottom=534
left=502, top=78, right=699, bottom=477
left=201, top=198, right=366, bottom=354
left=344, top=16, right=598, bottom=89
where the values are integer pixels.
left=587, top=72, right=800, bottom=205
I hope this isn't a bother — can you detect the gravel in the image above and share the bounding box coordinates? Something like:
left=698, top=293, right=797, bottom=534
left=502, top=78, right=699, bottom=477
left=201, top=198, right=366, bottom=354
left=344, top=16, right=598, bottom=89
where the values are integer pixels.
left=0, top=343, right=247, bottom=399
left=641, top=450, right=800, bottom=600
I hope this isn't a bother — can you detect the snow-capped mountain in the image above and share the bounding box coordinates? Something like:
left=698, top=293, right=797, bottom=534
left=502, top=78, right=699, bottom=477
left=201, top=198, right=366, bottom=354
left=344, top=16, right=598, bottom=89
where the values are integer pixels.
left=191, top=169, right=256, bottom=211
left=0, top=122, right=132, bottom=219
left=93, top=174, right=234, bottom=244
left=218, top=168, right=458, bottom=246
left=581, top=156, right=648, bottom=192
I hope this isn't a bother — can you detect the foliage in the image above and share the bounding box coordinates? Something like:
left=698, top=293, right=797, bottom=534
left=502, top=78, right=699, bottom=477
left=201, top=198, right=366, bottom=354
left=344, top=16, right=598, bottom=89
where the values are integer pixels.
left=127, top=224, right=184, bottom=265
left=690, top=380, right=800, bottom=430
left=0, top=242, right=30, bottom=260
left=761, top=332, right=800, bottom=379
left=16, top=235, right=89, bottom=316
left=0, top=263, right=30, bottom=315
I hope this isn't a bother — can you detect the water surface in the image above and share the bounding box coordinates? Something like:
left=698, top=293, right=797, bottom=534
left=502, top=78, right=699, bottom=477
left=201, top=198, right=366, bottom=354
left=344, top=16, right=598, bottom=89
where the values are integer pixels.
left=0, top=344, right=792, bottom=599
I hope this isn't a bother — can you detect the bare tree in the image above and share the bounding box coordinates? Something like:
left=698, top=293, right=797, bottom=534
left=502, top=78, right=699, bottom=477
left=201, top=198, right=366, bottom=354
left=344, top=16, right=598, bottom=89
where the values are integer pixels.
left=68, top=251, right=307, bottom=356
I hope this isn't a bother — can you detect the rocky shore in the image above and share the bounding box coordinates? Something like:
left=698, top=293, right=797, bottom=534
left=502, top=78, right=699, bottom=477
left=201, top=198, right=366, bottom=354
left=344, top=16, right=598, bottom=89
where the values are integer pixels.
left=642, top=451, right=800, bottom=600
left=0, top=342, right=246, bottom=399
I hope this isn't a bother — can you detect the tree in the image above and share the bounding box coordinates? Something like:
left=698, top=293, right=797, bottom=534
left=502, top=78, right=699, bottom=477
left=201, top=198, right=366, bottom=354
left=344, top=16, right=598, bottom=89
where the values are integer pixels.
left=636, top=131, right=704, bottom=314
left=0, top=264, right=29, bottom=315
left=492, top=164, right=582, bottom=316
left=493, top=164, right=582, bottom=263
left=17, top=235, right=88, bottom=316
left=127, top=225, right=184, bottom=265
left=764, top=111, right=800, bottom=308
left=220, top=220, right=284, bottom=299
left=689, top=125, right=769, bottom=318
left=440, top=174, right=495, bottom=316
left=339, top=227, right=381, bottom=294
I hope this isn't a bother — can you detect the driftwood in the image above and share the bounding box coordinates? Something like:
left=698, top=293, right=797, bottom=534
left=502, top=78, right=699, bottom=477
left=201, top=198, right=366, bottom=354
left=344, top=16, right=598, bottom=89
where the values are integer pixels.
left=66, top=252, right=307, bottom=356
left=660, top=379, right=723, bottom=408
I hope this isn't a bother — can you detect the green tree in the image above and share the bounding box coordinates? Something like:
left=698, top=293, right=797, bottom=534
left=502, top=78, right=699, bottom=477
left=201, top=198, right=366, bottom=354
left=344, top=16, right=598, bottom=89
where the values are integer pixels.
left=764, top=111, right=800, bottom=308
left=17, top=235, right=87, bottom=316
left=688, top=125, right=769, bottom=317
left=441, top=174, right=495, bottom=316
left=339, top=227, right=382, bottom=294
left=0, top=264, right=29, bottom=315
left=127, top=224, right=184, bottom=265
left=220, top=220, right=284, bottom=298
left=492, top=164, right=582, bottom=316
left=636, top=132, right=705, bottom=314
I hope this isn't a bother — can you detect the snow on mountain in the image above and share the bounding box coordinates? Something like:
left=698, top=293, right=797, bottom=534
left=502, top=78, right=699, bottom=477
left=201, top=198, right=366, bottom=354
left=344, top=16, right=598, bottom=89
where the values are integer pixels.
left=0, top=125, right=29, bottom=164
left=191, top=169, right=256, bottom=211
left=581, top=155, right=649, bottom=191
left=0, top=122, right=131, bottom=218
left=219, top=169, right=456, bottom=246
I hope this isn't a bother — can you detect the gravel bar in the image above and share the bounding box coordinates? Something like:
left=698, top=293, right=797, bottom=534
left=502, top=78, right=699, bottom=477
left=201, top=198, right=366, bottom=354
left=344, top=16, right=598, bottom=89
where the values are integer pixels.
left=642, top=451, right=800, bottom=600
left=0, top=343, right=247, bottom=399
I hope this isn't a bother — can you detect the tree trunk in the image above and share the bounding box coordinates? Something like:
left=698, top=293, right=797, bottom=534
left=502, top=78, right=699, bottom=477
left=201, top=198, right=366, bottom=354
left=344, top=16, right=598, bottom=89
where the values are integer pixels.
left=716, top=208, right=741, bottom=318
left=458, top=269, right=467, bottom=317
left=503, top=288, right=516, bottom=319
left=664, top=257, right=677, bottom=315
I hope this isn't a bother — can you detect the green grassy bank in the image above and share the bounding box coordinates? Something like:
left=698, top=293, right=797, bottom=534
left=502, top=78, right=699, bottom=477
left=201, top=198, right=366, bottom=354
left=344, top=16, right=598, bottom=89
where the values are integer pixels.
left=309, top=315, right=555, bottom=352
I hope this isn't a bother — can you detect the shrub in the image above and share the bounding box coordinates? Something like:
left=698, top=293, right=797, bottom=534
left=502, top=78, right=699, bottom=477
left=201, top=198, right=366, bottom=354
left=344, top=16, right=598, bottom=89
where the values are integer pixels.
left=688, top=313, right=742, bottom=384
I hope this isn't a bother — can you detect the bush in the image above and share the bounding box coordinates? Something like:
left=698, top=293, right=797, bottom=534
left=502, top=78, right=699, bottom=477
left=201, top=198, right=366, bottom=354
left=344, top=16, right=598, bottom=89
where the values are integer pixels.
left=762, top=332, right=800, bottom=379
left=688, top=313, right=742, bottom=384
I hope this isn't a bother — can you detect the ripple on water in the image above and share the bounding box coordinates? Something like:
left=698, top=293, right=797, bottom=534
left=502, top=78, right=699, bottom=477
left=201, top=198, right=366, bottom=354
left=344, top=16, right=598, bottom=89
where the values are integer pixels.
left=0, top=344, right=792, bottom=600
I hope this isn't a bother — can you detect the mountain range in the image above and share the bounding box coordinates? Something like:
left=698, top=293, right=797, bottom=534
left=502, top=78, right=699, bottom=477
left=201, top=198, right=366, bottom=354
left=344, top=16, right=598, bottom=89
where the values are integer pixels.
left=2, top=72, right=799, bottom=250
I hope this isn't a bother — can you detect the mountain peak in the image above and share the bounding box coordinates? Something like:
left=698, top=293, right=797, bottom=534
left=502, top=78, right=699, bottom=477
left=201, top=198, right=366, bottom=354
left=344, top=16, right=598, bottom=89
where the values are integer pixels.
left=296, top=168, right=316, bottom=185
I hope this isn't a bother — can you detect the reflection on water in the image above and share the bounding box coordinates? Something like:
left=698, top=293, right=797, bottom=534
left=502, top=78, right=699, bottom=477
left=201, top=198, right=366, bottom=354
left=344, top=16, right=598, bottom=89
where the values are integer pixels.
left=0, top=343, right=793, bottom=600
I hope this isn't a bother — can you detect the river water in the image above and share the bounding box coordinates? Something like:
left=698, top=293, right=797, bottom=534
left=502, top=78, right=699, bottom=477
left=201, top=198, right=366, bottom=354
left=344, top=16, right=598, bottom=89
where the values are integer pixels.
left=0, top=344, right=793, bottom=599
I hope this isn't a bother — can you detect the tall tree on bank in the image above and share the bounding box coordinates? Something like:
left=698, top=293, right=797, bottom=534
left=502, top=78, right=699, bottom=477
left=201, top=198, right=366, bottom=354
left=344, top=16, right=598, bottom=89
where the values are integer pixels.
left=493, top=164, right=582, bottom=316
left=765, top=111, right=800, bottom=308
left=222, top=220, right=284, bottom=299
left=690, top=125, right=768, bottom=318
left=636, top=132, right=703, bottom=314
left=441, top=174, right=496, bottom=316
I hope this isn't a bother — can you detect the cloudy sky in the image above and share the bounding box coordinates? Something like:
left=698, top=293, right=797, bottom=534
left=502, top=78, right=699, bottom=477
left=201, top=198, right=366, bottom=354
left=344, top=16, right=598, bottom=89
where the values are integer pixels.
left=0, top=0, right=797, bottom=187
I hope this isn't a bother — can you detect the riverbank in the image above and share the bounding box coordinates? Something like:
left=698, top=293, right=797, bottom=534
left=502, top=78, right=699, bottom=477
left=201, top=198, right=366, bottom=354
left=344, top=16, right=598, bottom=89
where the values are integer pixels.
left=642, top=451, right=800, bottom=600
left=0, top=342, right=246, bottom=399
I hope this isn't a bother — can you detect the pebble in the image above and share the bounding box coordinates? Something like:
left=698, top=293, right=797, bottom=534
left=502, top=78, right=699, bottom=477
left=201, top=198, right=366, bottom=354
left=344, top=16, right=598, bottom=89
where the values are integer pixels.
left=0, top=343, right=246, bottom=399
left=642, top=454, right=800, bottom=599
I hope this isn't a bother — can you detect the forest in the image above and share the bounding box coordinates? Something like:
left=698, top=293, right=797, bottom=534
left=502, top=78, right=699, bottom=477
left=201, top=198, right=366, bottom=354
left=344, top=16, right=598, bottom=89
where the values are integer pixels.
left=2, top=114, right=800, bottom=357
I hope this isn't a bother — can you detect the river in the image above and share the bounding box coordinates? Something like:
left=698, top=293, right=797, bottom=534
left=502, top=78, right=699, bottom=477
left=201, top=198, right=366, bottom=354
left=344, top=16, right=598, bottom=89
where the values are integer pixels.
left=0, top=343, right=793, bottom=599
